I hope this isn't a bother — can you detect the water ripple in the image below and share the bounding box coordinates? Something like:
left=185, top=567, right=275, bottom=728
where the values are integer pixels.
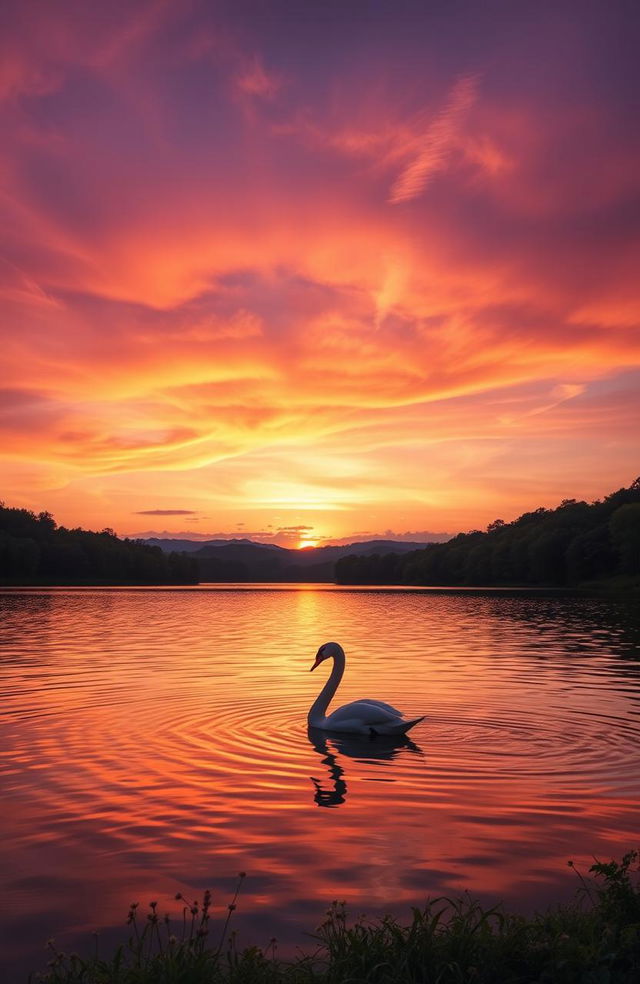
left=1, top=587, right=640, bottom=980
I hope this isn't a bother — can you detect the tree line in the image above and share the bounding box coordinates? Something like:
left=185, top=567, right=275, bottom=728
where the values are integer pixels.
left=335, top=479, right=640, bottom=588
left=0, top=505, right=198, bottom=585
left=3, top=480, right=639, bottom=587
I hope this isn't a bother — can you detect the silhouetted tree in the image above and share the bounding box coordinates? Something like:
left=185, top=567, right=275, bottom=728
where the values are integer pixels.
left=0, top=504, right=198, bottom=585
left=610, top=504, right=640, bottom=575
left=335, top=479, right=640, bottom=588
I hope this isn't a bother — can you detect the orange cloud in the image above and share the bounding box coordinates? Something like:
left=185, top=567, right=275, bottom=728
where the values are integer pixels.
left=1, top=0, right=639, bottom=537
left=388, top=75, right=479, bottom=204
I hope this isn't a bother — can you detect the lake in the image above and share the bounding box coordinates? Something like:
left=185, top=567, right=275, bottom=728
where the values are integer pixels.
left=2, top=585, right=640, bottom=980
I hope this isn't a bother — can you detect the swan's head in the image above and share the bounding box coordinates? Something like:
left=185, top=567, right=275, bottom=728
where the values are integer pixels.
left=310, top=641, right=343, bottom=671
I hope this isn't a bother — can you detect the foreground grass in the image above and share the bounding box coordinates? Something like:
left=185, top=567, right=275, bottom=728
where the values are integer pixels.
left=34, top=853, right=640, bottom=984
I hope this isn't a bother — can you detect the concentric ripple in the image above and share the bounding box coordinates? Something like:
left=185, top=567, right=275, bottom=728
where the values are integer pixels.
left=1, top=587, right=640, bottom=980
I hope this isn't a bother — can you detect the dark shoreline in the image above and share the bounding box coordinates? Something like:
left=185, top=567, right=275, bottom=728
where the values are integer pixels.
left=1, top=580, right=638, bottom=596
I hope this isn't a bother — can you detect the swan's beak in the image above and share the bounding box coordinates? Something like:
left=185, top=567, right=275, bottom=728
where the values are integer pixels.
left=310, top=656, right=322, bottom=672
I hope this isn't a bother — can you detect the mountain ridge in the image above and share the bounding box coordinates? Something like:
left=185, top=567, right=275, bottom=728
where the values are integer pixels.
left=143, top=536, right=443, bottom=558
left=141, top=537, right=448, bottom=582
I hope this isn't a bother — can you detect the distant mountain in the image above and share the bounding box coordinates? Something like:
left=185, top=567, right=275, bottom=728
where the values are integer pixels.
left=143, top=537, right=284, bottom=554
left=284, top=539, right=437, bottom=565
left=141, top=537, right=444, bottom=582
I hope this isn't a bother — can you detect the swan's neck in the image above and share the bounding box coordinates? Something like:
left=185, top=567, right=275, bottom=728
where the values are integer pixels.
left=308, top=650, right=345, bottom=726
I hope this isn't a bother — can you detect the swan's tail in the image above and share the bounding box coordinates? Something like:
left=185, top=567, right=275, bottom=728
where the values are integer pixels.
left=371, top=715, right=425, bottom=736
left=400, top=715, right=426, bottom=734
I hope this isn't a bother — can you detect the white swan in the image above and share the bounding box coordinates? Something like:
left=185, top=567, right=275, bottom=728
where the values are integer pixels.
left=308, top=642, right=425, bottom=736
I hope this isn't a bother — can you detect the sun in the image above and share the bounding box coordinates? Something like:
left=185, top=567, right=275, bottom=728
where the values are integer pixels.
left=296, top=536, right=319, bottom=550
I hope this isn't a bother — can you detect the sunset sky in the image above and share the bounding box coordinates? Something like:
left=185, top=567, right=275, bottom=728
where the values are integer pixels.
left=2, top=0, right=639, bottom=548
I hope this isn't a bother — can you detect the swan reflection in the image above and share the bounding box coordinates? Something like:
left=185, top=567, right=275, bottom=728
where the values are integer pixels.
left=308, top=726, right=423, bottom=808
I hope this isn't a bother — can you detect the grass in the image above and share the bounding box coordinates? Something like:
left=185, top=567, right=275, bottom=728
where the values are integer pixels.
left=32, top=852, right=640, bottom=984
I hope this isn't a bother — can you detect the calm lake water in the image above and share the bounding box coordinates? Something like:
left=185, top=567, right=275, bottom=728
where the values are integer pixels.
left=2, top=586, right=640, bottom=979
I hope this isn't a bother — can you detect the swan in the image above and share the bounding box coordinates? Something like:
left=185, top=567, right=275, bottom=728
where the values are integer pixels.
left=308, top=642, right=425, bottom=736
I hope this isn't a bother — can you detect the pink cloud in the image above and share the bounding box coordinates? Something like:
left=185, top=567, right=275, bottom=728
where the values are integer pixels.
left=388, top=75, right=479, bottom=204
left=1, top=0, right=638, bottom=537
left=234, top=55, right=282, bottom=99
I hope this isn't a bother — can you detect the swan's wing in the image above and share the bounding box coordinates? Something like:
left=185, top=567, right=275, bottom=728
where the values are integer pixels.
left=357, top=699, right=404, bottom=717
left=327, top=699, right=404, bottom=725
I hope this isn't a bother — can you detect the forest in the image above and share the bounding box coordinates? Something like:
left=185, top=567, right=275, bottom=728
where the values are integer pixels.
left=335, top=479, right=640, bottom=588
left=0, top=505, right=198, bottom=585
left=2, top=479, right=639, bottom=587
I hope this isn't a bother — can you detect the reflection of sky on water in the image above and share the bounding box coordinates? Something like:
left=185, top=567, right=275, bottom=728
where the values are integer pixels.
left=1, top=587, right=640, bottom=977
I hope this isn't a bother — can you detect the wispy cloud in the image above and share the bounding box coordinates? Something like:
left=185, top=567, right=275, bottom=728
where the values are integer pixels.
left=388, top=75, right=479, bottom=204
left=234, top=55, right=282, bottom=100
left=326, top=530, right=453, bottom=546
left=134, top=509, right=197, bottom=515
